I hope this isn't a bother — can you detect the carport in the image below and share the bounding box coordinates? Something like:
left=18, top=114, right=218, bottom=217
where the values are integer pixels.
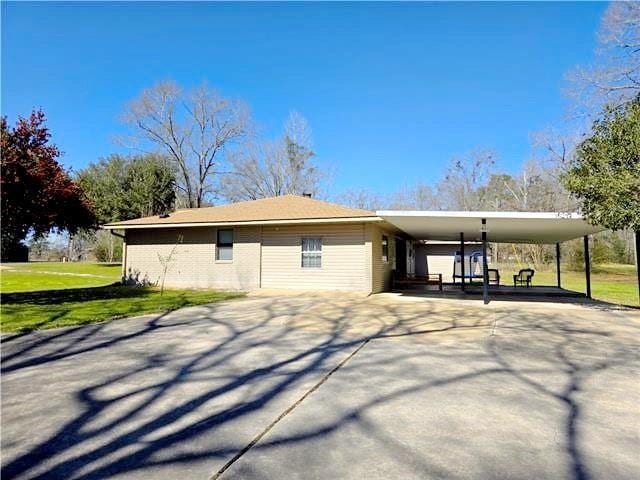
left=377, top=210, right=606, bottom=304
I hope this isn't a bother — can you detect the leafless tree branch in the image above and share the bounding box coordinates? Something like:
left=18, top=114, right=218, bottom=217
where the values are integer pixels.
left=122, top=80, right=250, bottom=208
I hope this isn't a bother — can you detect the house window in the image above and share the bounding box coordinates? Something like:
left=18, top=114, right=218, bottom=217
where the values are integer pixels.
left=382, top=235, right=389, bottom=262
left=301, top=237, right=322, bottom=268
left=216, top=229, right=233, bottom=261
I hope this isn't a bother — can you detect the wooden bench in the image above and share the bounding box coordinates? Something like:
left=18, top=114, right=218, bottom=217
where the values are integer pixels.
left=393, top=273, right=443, bottom=291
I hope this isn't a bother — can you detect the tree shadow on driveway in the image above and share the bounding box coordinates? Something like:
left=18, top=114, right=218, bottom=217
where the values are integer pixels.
left=1, top=296, right=639, bottom=479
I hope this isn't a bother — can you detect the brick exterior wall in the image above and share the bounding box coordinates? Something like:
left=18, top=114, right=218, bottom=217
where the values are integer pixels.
left=125, top=226, right=261, bottom=290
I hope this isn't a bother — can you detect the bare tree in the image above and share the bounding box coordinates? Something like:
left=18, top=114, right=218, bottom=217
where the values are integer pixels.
left=157, top=235, right=183, bottom=296
left=333, top=188, right=385, bottom=211
left=221, top=112, right=323, bottom=202
left=496, top=159, right=572, bottom=212
left=339, top=149, right=496, bottom=213
left=123, top=81, right=250, bottom=208
left=528, top=129, right=586, bottom=213
left=337, top=183, right=438, bottom=212
left=566, top=2, right=640, bottom=114
left=388, top=183, right=439, bottom=210
left=436, top=148, right=497, bottom=210
left=531, top=128, right=573, bottom=166
left=551, top=3, right=640, bottom=265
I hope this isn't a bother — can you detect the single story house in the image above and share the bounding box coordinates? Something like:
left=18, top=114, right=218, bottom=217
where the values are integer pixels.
left=104, top=194, right=605, bottom=296
left=104, top=195, right=403, bottom=293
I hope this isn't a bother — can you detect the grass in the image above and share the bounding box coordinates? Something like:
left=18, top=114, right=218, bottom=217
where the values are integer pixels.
left=1, top=262, right=122, bottom=293
left=0, top=285, right=244, bottom=333
left=497, top=263, right=638, bottom=307
left=0, top=261, right=635, bottom=333
left=0, top=262, right=244, bottom=333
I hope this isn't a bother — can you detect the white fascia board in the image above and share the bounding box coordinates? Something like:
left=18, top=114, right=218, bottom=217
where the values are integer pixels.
left=102, top=216, right=384, bottom=230
left=376, top=210, right=584, bottom=220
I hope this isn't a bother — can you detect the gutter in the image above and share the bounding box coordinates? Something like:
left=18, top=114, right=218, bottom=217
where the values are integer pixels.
left=106, top=229, right=126, bottom=280
left=102, top=216, right=384, bottom=230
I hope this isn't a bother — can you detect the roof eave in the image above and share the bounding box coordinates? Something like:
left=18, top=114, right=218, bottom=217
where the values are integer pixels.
left=376, top=210, right=586, bottom=220
left=102, top=216, right=383, bottom=230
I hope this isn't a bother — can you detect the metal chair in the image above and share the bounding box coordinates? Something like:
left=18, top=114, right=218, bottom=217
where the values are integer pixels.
left=513, top=268, right=535, bottom=288
left=487, top=268, right=500, bottom=286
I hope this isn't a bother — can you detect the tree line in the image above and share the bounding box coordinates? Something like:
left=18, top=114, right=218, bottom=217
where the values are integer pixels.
left=338, top=2, right=639, bottom=268
left=1, top=88, right=322, bottom=262
left=1, top=3, right=637, bottom=267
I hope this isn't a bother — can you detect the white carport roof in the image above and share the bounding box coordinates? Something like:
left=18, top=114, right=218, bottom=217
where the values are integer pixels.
left=376, top=211, right=604, bottom=244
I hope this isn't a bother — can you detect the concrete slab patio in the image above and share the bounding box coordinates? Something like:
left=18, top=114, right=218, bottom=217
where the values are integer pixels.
left=1, top=294, right=639, bottom=480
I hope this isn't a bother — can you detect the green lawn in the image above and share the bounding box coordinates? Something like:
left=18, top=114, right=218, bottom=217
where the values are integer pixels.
left=0, top=262, right=244, bottom=333
left=0, top=261, right=636, bottom=333
left=1, top=286, right=243, bottom=333
left=1, top=262, right=122, bottom=293
left=497, top=263, right=638, bottom=307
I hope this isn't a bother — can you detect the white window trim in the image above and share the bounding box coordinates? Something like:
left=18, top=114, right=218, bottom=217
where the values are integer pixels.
left=381, top=234, right=389, bottom=263
left=301, top=236, right=322, bottom=269
left=216, top=228, right=234, bottom=263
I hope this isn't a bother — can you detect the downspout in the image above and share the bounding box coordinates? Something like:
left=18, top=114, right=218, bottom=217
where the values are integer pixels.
left=108, top=230, right=126, bottom=282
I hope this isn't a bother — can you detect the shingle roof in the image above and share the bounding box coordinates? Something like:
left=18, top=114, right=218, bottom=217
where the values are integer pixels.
left=103, top=195, right=377, bottom=228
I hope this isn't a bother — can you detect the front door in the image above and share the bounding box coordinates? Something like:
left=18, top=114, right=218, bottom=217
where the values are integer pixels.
left=395, top=237, right=407, bottom=277
left=406, top=240, right=415, bottom=276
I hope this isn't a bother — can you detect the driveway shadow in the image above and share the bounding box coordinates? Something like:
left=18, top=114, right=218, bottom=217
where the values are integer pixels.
left=1, top=295, right=638, bottom=479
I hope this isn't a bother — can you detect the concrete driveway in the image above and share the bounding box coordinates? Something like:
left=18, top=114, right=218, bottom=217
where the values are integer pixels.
left=2, top=294, right=639, bottom=480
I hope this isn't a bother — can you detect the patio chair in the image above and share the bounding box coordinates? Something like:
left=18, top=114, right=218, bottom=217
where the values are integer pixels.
left=487, top=268, right=500, bottom=286
left=513, top=268, right=534, bottom=288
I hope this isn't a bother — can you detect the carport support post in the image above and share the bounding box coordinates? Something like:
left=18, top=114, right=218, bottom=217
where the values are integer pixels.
left=481, top=219, right=489, bottom=304
left=635, top=230, right=640, bottom=304
left=584, top=235, right=591, bottom=299
left=460, top=232, right=465, bottom=292
left=555, top=243, right=561, bottom=289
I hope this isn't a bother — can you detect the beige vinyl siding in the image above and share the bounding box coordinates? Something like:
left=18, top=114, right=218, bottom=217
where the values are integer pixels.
left=124, top=220, right=396, bottom=293
left=422, top=244, right=481, bottom=283
left=369, top=224, right=396, bottom=293
left=416, top=243, right=456, bottom=279
left=427, top=256, right=455, bottom=282
left=261, top=224, right=370, bottom=291
left=125, top=226, right=260, bottom=290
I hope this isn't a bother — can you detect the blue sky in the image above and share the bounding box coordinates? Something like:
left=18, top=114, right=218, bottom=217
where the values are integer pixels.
left=2, top=1, right=606, bottom=196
